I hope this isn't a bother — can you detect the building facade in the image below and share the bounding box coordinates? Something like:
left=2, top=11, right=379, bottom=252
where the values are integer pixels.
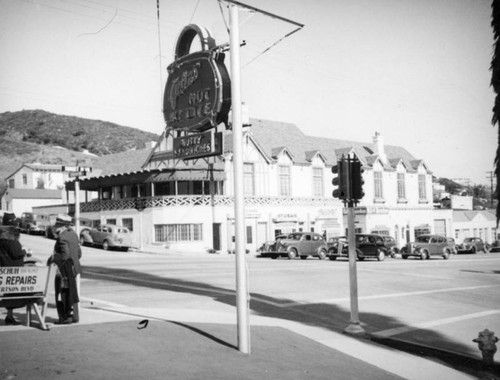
left=67, top=120, right=440, bottom=253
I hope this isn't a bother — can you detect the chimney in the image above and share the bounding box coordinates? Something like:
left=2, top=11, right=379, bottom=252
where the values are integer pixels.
left=373, top=132, right=387, bottom=164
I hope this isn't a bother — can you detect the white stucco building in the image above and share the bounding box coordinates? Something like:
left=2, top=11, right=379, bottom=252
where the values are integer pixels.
left=65, top=119, right=442, bottom=253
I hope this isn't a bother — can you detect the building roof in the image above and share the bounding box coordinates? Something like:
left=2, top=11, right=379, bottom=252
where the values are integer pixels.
left=3, top=188, right=63, bottom=199
left=237, top=119, right=424, bottom=170
left=453, top=210, right=496, bottom=222
left=5, top=163, right=65, bottom=180
left=66, top=118, right=429, bottom=190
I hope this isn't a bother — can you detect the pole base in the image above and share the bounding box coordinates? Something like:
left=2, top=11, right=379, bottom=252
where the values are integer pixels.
left=344, top=322, right=366, bottom=336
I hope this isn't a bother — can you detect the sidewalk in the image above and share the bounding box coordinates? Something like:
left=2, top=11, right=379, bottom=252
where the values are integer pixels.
left=0, top=301, right=482, bottom=380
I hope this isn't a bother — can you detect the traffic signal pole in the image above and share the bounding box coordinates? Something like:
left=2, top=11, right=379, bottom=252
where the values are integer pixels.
left=345, top=201, right=365, bottom=335
left=332, top=155, right=365, bottom=335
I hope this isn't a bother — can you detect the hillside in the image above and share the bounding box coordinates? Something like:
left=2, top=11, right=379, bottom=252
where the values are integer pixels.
left=0, top=110, right=160, bottom=192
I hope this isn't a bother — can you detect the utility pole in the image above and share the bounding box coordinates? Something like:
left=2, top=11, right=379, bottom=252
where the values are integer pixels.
left=229, top=3, right=250, bottom=354
left=486, top=171, right=495, bottom=207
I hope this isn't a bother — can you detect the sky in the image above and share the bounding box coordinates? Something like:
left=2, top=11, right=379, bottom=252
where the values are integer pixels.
left=0, top=0, right=496, bottom=186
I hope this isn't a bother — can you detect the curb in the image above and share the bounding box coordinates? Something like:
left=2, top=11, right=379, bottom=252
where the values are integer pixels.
left=368, top=334, right=500, bottom=379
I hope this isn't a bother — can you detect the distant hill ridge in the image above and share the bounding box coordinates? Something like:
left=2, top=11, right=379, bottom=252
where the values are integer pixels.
left=0, top=109, right=160, bottom=192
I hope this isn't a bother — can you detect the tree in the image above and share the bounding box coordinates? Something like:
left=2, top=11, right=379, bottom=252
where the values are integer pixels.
left=491, top=0, right=500, bottom=224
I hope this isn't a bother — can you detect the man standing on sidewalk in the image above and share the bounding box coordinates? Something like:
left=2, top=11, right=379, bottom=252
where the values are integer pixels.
left=52, top=219, right=82, bottom=324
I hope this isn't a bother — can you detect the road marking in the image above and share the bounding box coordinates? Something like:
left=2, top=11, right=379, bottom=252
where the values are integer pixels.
left=260, top=284, right=500, bottom=308
left=372, top=309, right=500, bottom=338
left=359, top=268, right=447, bottom=279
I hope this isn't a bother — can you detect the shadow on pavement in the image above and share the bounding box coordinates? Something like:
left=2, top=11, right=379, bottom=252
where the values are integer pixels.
left=82, top=265, right=499, bottom=378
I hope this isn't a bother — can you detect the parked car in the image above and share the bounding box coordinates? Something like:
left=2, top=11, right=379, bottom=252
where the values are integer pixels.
left=456, top=237, right=489, bottom=254
left=446, top=237, right=458, bottom=255
left=80, top=224, right=132, bottom=251
left=258, top=234, right=291, bottom=258
left=1, top=212, right=18, bottom=227
left=489, top=240, right=500, bottom=252
left=327, top=234, right=388, bottom=261
left=18, top=212, right=48, bottom=235
left=260, top=232, right=328, bottom=260
left=382, top=235, right=399, bottom=257
left=326, top=236, right=347, bottom=259
left=401, top=234, right=452, bottom=260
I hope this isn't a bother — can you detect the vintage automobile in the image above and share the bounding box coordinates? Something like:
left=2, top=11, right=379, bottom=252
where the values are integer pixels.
left=326, top=236, right=347, bottom=258
left=258, top=234, right=290, bottom=258
left=260, top=232, right=328, bottom=260
left=456, top=237, right=489, bottom=254
left=382, top=235, right=399, bottom=257
left=18, top=212, right=48, bottom=235
left=446, top=237, right=458, bottom=255
left=328, top=234, right=388, bottom=261
left=80, top=224, right=132, bottom=251
left=1, top=212, right=18, bottom=227
left=401, top=234, right=452, bottom=260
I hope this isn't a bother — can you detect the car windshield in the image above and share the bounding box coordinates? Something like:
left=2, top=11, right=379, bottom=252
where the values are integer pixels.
left=416, top=236, right=431, bottom=243
left=463, top=238, right=473, bottom=243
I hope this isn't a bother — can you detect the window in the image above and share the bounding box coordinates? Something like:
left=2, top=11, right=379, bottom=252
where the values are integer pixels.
left=123, top=218, right=133, bottom=231
left=313, top=168, right=324, bottom=197
left=22, top=174, right=27, bottom=185
left=106, top=219, right=117, bottom=225
left=418, top=174, right=427, bottom=200
left=155, top=182, right=174, bottom=196
left=8, top=179, right=14, bottom=188
left=414, top=227, right=431, bottom=237
left=154, top=224, right=203, bottom=242
left=279, top=165, right=291, bottom=196
left=374, top=172, right=383, bottom=199
left=397, top=173, right=406, bottom=199
left=243, top=163, right=255, bottom=196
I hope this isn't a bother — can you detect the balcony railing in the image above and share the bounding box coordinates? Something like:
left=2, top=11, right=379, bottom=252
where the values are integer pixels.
left=77, top=195, right=336, bottom=212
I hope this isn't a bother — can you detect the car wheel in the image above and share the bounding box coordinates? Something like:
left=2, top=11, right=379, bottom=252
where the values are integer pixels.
left=402, top=255, right=408, bottom=259
left=80, top=235, right=86, bottom=246
left=420, top=250, right=429, bottom=260
left=271, top=255, right=277, bottom=260
left=442, top=250, right=450, bottom=260
left=471, top=246, right=476, bottom=254
left=102, top=240, right=110, bottom=251
left=329, top=256, right=337, bottom=261
left=377, top=249, right=385, bottom=261
left=300, top=256, right=308, bottom=260
left=317, top=249, right=327, bottom=260
left=287, top=249, right=298, bottom=260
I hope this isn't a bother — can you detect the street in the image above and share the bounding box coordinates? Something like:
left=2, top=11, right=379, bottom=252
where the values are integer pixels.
left=20, top=234, right=500, bottom=367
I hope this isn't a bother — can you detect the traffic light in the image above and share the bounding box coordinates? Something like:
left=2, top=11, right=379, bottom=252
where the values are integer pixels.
left=350, top=157, right=365, bottom=203
left=332, top=158, right=350, bottom=201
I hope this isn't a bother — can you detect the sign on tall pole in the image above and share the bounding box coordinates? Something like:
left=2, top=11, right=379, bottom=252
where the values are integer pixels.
left=229, top=3, right=251, bottom=354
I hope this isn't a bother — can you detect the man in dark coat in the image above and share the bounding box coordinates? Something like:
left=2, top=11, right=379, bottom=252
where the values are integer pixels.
left=0, top=226, right=26, bottom=325
left=52, top=221, right=82, bottom=324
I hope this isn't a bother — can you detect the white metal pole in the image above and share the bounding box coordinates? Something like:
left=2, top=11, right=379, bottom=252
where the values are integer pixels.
left=344, top=204, right=365, bottom=335
left=75, top=179, right=80, bottom=236
left=229, top=3, right=251, bottom=354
